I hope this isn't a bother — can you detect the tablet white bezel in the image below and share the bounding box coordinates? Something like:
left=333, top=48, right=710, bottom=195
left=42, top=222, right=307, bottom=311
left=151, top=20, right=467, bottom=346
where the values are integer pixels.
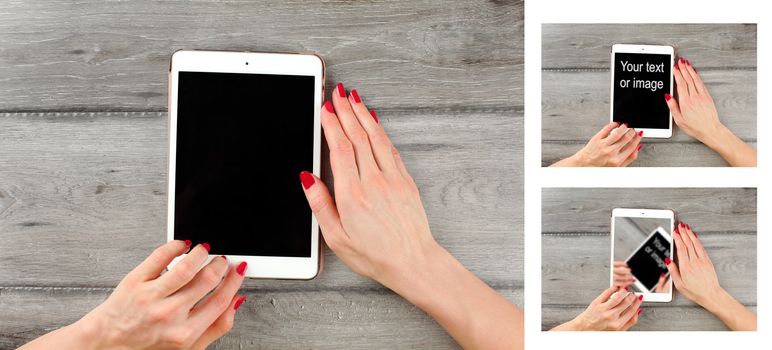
left=167, top=50, right=323, bottom=280
left=610, top=208, right=674, bottom=302
left=610, top=44, right=674, bottom=138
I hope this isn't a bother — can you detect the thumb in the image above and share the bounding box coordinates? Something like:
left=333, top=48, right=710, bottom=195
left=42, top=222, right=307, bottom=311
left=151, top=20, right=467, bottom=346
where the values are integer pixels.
left=299, top=171, right=350, bottom=252
left=665, top=93, right=684, bottom=127
left=665, top=257, right=683, bottom=291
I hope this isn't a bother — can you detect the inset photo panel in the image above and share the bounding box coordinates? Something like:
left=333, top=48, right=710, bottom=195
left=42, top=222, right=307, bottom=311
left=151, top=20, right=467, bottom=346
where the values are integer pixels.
left=542, top=24, right=757, bottom=167
left=541, top=187, right=756, bottom=331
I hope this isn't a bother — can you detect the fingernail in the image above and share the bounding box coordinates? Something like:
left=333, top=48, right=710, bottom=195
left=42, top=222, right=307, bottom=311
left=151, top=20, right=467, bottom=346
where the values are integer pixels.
left=369, top=109, right=379, bottom=124
left=664, top=93, right=672, bottom=101
left=686, top=60, right=690, bottom=66
left=625, top=286, right=629, bottom=291
left=234, top=296, right=247, bottom=310
left=686, top=223, right=691, bottom=230
left=299, top=171, right=315, bottom=189
left=623, top=123, right=628, bottom=128
left=236, top=261, right=247, bottom=276
left=324, top=100, right=334, bottom=113
left=350, top=89, right=361, bottom=103
left=694, top=67, right=698, bottom=73
left=337, top=82, right=345, bottom=98
left=184, top=239, right=192, bottom=247
left=679, top=221, right=684, bottom=227
left=660, top=273, right=665, bottom=278
left=665, top=257, right=672, bottom=265
left=638, top=130, right=643, bottom=137
left=638, top=295, right=643, bottom=301
left=674, top=227, right=680, bottom=235
left=637, top=144, right=642, bottom=151
left=638, top=308, right=643, bottom=315
left=201, top=243, right=210, bottom=252
left=674, top=63, right=679, bottom=70
left=220, top=255, right=227, bottom=261
left=679, top=57, right=684, bottom=64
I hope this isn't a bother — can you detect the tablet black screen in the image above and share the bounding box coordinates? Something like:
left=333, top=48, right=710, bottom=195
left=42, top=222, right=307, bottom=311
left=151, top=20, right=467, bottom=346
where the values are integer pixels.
left=612, top=52, right=671, bottom=129
left=174, top=71, right=314, bottom=257
left=626, top=230, right=670, bottom=291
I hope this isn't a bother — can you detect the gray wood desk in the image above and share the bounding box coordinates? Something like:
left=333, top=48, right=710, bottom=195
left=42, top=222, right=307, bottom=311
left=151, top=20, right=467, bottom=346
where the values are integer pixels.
left=541, top=24, right=756, bottom=167
left=541, top=188, right=757, bottom=331
left=0, top=1, right=524, bottom=348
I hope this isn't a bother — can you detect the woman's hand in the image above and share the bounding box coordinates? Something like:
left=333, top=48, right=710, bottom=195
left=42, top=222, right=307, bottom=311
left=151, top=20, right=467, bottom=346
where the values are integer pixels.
left=612, top=261, right=634, bottom=289
left=666, top=222, right=756, bottom=330
left=21, top=241, right=247, bottom=350
left=665, top=57, right=756, bottom=166
left=300, top=83, right=523, bottom=350
left=552, top=285, right=643, bottom=331
left=654, top=274, right=671, bottom=293
left=551, top=122, right=642, bottom=167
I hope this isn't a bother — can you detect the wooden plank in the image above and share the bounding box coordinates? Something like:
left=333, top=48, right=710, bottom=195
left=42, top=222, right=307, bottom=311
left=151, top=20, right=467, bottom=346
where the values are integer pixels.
left=542, top=141, right=758, bottom=167
left=0, top=287, right=521, bottom=349
left=0, top=0, right=523, bottom=111
left=542, top=70, right=757, bottom=141
left=541, top=233, right=757, bottom=306
left=541, top=188, right=757, bottom=233
left=542, top=305, right=756, bottom=331
left=542, top=23, right=757, bottom=68
left=0, top=111, right=523, bottom=288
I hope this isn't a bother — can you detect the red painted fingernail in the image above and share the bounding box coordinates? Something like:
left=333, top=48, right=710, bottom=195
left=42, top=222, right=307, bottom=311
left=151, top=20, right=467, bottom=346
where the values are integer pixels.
left=660, top=273, right=665, bottom=278
left=686, top=223, right=691, bottom=230
left=686, top=60, right=690, bottom=66
left=337, top=83, right=345, bottom=98
left=679, top=57, right=684, bottom=64
left=665, top=257, right=672, bottom=265
left=350, top=89, right=361, bottom=103
left=236, top=261, right=247, bottom=276
left=638, top=295, right=643, bottom=301
left=638, top=308, right=643, bottom=315
left=220, top=255, right=227, bottom=261
left=625, top=286, right=629, bottom=291
left=370, top=109, right=379, bottom=124
left=674, top=227, right=680, bottom=235
left=664, top=93, right=672, bottom=101
left=184, top=239, right=191, bottom=247
left=324, top=100, right=334, bottom=113
left=679, top=221, right=684, bottom=227
left=637, top=144, right=642, bottom=151
left=299, top=171, right=315, bottom=189
left=638, top=130, right=643, bottom=137
left=201, top=243, right=210, bottom=252
left=234, top=296, right=247, bottom=310
left=674, top=64, right=679, bottom=70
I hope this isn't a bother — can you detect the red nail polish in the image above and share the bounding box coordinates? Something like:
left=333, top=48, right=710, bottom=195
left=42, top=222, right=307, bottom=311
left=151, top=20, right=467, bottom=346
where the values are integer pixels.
left=674, top=64, right=679, bottom=70
left=638, top=295, right=643, bottom=301
left=660, top=273, right=665, bottom=278
left=664, top=93, right=672, bottom=101
left=638, top=308, right=643, bottom=315
left=679, top=221, right=684, bottom=227
left=637, top=144, right=642, bottom=152
left=638, top=130, right=643, bottom=137
left=337, top=83, right=345, bottom=98
left=665, top=257, right=672, bottom=265
left=184, top=239, right=191, bottom=247
left=625, top=286, right=629, bottom=291
left=679, top=57, right=684, bottom=64
left=299, top=171, right=315, bottom=189
left=369, top=110, right=379, bottom=124
left=202, top=243, right=210, bottom=252
left=220, top=255, right=227, bottom=261
left=236, top=261, right=247, bottom=276
left=234, top=296, right=246, bottom=310
left=674, top=227, right=680, bottom=235
left=686, top=224, right=690, bottom=230
left=350, top=89, right=361, bottom=103
left=324, top=100, right=334, bottom=113
left=686, top=60, right=690, bottom=66
left=694, top=67, right=698, bottom=73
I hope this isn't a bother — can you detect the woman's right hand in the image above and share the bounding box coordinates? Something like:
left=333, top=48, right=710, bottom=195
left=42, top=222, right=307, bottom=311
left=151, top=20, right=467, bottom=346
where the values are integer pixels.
left=20, top=241, right=248, bottom=350
left=553, top=285, right=642, bottom=331
left=551, top=122, right=642, bottom=167
left=612, top=261, right=634, bottom=288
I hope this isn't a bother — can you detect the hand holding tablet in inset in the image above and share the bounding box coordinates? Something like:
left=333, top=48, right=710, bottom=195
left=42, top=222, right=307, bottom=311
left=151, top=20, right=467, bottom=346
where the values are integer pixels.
left=551, top=122, right=642, bottom=167
left=665, top=58, right=757, bottom=166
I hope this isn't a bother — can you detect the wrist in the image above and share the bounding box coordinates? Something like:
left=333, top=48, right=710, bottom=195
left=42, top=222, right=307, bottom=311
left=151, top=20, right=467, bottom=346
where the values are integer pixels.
left=61, top=317, right=102, bottom=350
left=698, top=287, right=734, bottom=315
left=697, top=123, right=731, bottom=151
left=381, top=240, right=448, bottom=304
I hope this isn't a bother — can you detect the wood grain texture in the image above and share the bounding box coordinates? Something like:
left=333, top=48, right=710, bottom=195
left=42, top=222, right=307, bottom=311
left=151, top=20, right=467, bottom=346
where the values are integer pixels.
left=0, top=287, right=521, bottom=349
left=541, top=188, right=757, bottom=331
left=0, top=0, right=522, bottom=111
left=541, top=23, right=756, bottom=167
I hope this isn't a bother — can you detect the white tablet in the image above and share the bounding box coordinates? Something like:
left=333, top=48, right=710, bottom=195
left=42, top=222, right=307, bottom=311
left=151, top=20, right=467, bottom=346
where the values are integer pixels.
left=610, top=44, right=674, bottom=138
left=167, top=50, right=323, bottom=279
left=610, top=208, right=674, bottom=302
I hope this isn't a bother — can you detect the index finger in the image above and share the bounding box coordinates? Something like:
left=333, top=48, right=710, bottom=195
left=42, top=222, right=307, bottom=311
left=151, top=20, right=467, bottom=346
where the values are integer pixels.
left=127, top=240, right=190, bottom=282
left=593, top=122, right=620, bottom=141
left=321, top=100, right=359, bottom=187
left=591, top=285, right=622, bottom=306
